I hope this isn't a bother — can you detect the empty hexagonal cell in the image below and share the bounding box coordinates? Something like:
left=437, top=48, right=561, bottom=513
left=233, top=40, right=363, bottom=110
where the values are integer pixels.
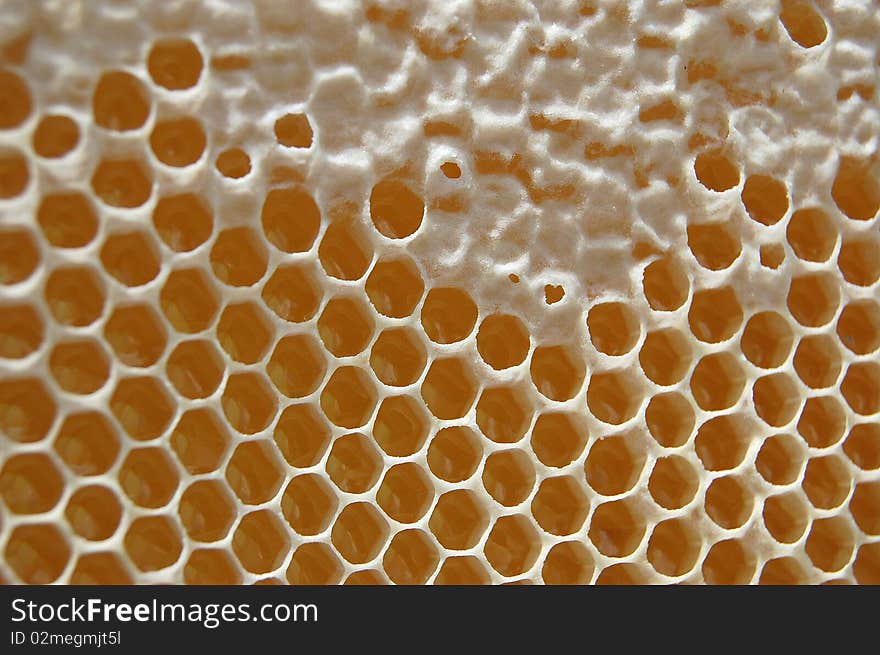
left=786, top=208, right=837, bottom=263
left=0, top=377, right=57, bottom=444
left=694, top=149, right=739, bottom=192
left=166, top=339, right=224, bottom=399
left=832, top=156, right=880, bottom=221
left=482, top=449, right=536, bottom=507
left=421, top=357, right=478, bottom=420
left=649, top=455, right=700, bottom=510
left=45, top=266, right=106, bottom=327
left=274, top=403, right=331, bottom=468
left=753, top=373, right=801, bottom=427
left=91, top=158, right=152, bottom=208
left=803, top=455, right=851, bottom=510
left=837, top=300, right=880, bottom=355
left=755, top=434, right=804, bottom=485
left=639, top=329, right=692, bottom=386
left=92, top=70, right=148, bottom=130
left=531, top=476, right=590, bottom=536
left=321, top=366, right=377, bottom=429
left=70, top=552, right=133, bottom=585
left=806, top=516, right=855, bottom=572
left=421, top=287, right=478, bottom=344
left=373, top=395, right=429, bottom=456
left=118, top=447, right=180, bottom=509
left=161, top=268, right=220, bottom=333
left=232, top=510, right=290, bottom=574
left=647, top=518, right=701, bottom=577
left=153, top=193, right=213, bottom=252
left=377, top=463, right=434, bottom=524
left=222, top=372, right=277, bottom=434
left=323, top=432, right=381, bottom=494
left=841, top=362, right=880, bottom=415
left=382, top=529, right=440, bottom=585
left=529, top=344, right=585, bottom=402
left=331, top=502, right=389, bottom=564
left=762, top=491, right=810, bottom=544
left=210, top=226, right=268, bottom=287
left=587, top=302, right=640, bottom=356
left=688, top=287, right=743, bottom=343
left=476, top=313, right=530, bottom=369
left=0, top=69, right=31, bottom=129
left=49, top=339, right=110, bottom=395
left=317, top=295, right=375, bottom=358
left=184, top=549, right=241, bottom=585
left=541, top=541, right=594, bottom=585
left=261, top=187, right=320, bottom=254
left=124, top=516, right=182, bottom=572
left=853, top=543, right=880, bottom=584
left=587, top=369, right=642, bottom=425
left=370, top=179, right=424, bottom=239
left=787, top=273, right=840, bottom=328
left=281, top=474, right=338, bottom=536
left=178, top=480, right=237, bottom=542
left=645, top=392, right=695, bottom=448
left=287, top=543, right=343, bottom=585
left=434, top=556, right=491, bottom=585
left=740, top=312, right=794, bottom=370
left=370, top=327, right=427, bottom=387
left=588, top=498, right=646, bottom=557
left=796, top=396, right=846, bottom=448
left=705, top=476, right=753, bottom=529
left=216, top=301, right=273, bottom=364
left=694, top=414, right=749, bottom=472
left=37, top=191, right=98, bottom=248
left=741, top=175, right=789, bottom=225
left=104, top=304, right=167, bottom=367
left=262, top=263, right=323, bottom=323
left=687, top=221, right=741, bottom=270
left=226, top=440, right=285, bottom=505
left=148, top=37, right=203, bottom=89
left=110, top=376, right=175, bottom=441
left=780, top=0, right=828, bottom=47
left=429, top=490, right=489, bottom=550
left=365, top=256, right=424, bottom=318
left=530, top=412, right=587, bottom=468
left=690, top=353, right=746, bottom=411
left=838, top=236, right=880, bottom=287
left=0, top=227, right=39, bottom=285
left=759, top=556, right=809, bottom=585
left=427, top=426, right=482, bottom=483
left=844, top=423, right=880, bottom=470
left=0, top=149, right=28, bottom=198
left=585, top=436, right=645, bottom=496
left=702, top=538, right=756, bottom=584
left=477, top=385, right=534, bottom=443
left=0, top=453, right=64, bottom=514
left=275, top=113, right=313, bottom=148
left=0, top=303, right=43, bottom=359
left=268, top=334, right=326, bottom=398
left=54, top=411, right=120, bottom=475
left=318, top=219, right=372, bottom=281
left=850, top=482, right=880, bottom=535
left=150, top=116, right=206, bottom=167
left=5, top=524, right=71, bottom=583
left=484, top=514, right=541, bottom=577
left=170, top=408, right=229, bottom=474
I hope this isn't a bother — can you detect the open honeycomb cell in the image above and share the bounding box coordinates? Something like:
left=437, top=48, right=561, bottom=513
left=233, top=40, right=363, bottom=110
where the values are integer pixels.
left=647, top=518, right=701, bottom=577
left=0, top=228, right=39, bottom=285
left=383, top=529, right=440, bottom=585
left=37, top=192, right=98, bottom=248
left=124, top=516, right=182, bottom=572
left=639, top=328, right=692, bottom=386
left=326, top=432, right=383, bottom=493
left=222, top=372, right=277, bottom=434
left=0, top=304, right=43, bottom=359
left=529, top=344, right=585, bottom=402
left=331, top=502, right=389, bottom=564
left=268, top=334, right=326, bottom=399
left=370, top=327, right=427, bottom=387
left=226, top=440, right=284, bottom=505
left=373, top=395, right=429, bottom=457
left=274, top=403, right=331, bottom=469
left=531, top=475, right=590, bottom=536
left=427, top=426, right=482, bottom=483
left=365, top=256, right=424, bottom=318
left=318, top=220, right=372, bottom=282
left=262, top=263, right=322, bottom=323
left=0, top=453, right=63, bottom=515
left=645, top=392, right=695, bottom=448
left=376, top=463, right=434, bottom=524
left=152, top=193, right=213, bottom=253
left=429, top=490, right=489, bottom=551
left=282, top=474, right=338, bottom=536
left=483, top=449, right=536, bottom=508
left=178, top=480, right=236, bottom=543
left=585, top=436, right=644, bottom=496
left=287, top=543, right=342, bottom=585
left=421, top=288, right=478, bottom=344
left=649, top=456, right=700, bottom=510
left=261, top=187, right=321, bottom=254
left=588, top=302, right=640, bottom=356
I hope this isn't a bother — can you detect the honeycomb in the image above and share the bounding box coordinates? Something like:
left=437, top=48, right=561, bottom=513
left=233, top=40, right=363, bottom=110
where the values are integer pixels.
left=0, top=0, right=879, bottom=585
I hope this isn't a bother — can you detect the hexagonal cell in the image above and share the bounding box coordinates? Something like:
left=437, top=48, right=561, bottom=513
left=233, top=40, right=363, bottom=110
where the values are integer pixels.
left=346, top=569, right=387, bottom=586
left=92, top=70, right=149, bottom=130
left=741, top=175, right=789, bottom=225
left=484, top=514, right=541, bottom=577
left=268, top=334, right=326, bottom=398
left=421, top=287, right=478, bottom=344
left=705, top=476, right=752, bottom=529
left=101, top=230, right=162, bottom=288
left=694, top=149, right=739, bottom=192
left=0, top=303, right=43, bottom=358
left=118, top=447, right=180, bottom=509
left=365, top=256, right=424, bottom=318
left=639, top=328, right=692, bottom=386
left=475, top=313, right=531, bottom=371
left=648, top=455, right=700, bottom=510
left=262, top=263, right=323, bottom=323
left=49, top=339, right=111, bottom=395
left=184, top=549, right=241, bottom=585
left=232, top=510, right=290, bottom=574
left=702, top=538, right=755, bottom=584
left=287, top=543, right=343, bottom=585
left=320, top=366, right=377, bottom=429
left=370, top=327, right=427, bottom=387
left=369, top=179, right=424, bottom=239
left=588, top=498, right=646, bottom=557
left=762, top=491, right=809, bottom=544
left=530, top=412, right=587, bottom=468
left=274, top=403, right=331, bottom=468
left=222, top=372, right=277, bottom=434
left=797, top=396, right=846, bottom=449
left=793, top=335, right=841, bottom=390
left=37, top=191, right=97, bottom=248
left=806, top=517, right=855, bottom=572
left=694, top=414, right=749, bottom=472
left=427, top=426, right=482, bottom=483
left=377, top=463, right=434, bottom=523
left=170, top=408, right=229, bottom=474
left=148, top=37, right=203, bottom=89
left=104, top=304, right=166, bottom=367
left=645, top=392, right=695, bottom=448
left=429, top=490, right=489, bottom=550
left=647, top=518, right=701, bottom=577
left=760, top=243, right=785, bottom=269
left=586, top=369, right=642, bottom=425
left=0, top=227, right=39, bottom=284
left=0, top=377, right=57, bottom=444
left=529, top=344, right=586, bottom=402
left=152, top=193, right=213, bottom=252
left=373, top=395, right=429, bottom=456
left=178, top=480, right=237, bottom=542
left=382, top=529, right=440, bottom=585
left=853, top=543, right=880, bottom=584
left=323, top=432, right=381, bottom=494
left=124, top=516, right=182, bottom=572
left=541, top=541, right=594, bottom=585
left=421, top=357, right=478, bottom=420
left=690, top=353, right=746, bottom=411
left=261, top=187, right=320, bottom=254
left=54, top=411, right=119, bottom=475
left=587, top=302, right=640, bottom=356
left=758, top=556, right=809, bottom=585
left=841, top=362, right=880, bottom=415
left=755, top=434, right=804, bottom=485
left=803, top=455, right=851, bottom=510
left=45, top=266, right=106, bottom=329
left=160, top=268, right=220, bottom=333
left=482, top=449, right=536, bottom=508
left=740, top=312, right=794, bottom=370
left=5, top=524, right=71, bottom=583
left=837, top=300, right=880, bottom=355
left=843, top=423, right=880, bottom=470
left=786, top=208, right=836, bottom=263
left=216, top=148, right=251, bottom=179
left=532, top=476, right=590, bottom=536
left=787, top=273, right=840, bottom=328
left=216, top=302, right=273, bottom=364
left=0, top=453, right=64, bottom=514
left=281, top=474, right=339, bottom=536
left=838, top=236, right=880, bottom=287
left=210, top=226, right=268, bottom=287
left=476, top=385, right=534, bottom=443
left=150, top=116, right=206, bottom=167
left=91, top=158, right=152, bottom=208
left=780, top=0, right=828, bottom=47
left=687, top=221, right=741, bottom=270
left=317, top=295, right=374, bottom=358
left=688, top=286, right=743, bottom=343
left=752, top=373, right=801, bottom=427
left=0, top=149, right=28, bottom=198
left=70, top=552, right=133, bottom=585
left=166, top=339, right=224, bottom=399
left=831, top=155, right=880, bottom=221
left=0, top=69, right=31, bottom=129
left=331, top=502, right=390, bottom=564
left=585, top=436, right=645, bottom=496
left=434, top=556, right=491, bottom=585
left=226, top=440, right=285, bottom=505
left=318, top=219, right=372, bottom=281
left=595, top=563, right=650, bottom=585
left=110, top=376, right=175, bottom=441
left=275, top=113, right=313, bottom=148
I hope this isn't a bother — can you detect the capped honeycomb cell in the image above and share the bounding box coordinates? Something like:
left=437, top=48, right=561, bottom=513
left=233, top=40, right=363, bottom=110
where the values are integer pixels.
left=0, top=303, right=43, bottom=359
left=319, top=220, right=372, bottom=281
left=124, top=516, right=182, bottom=572
left=326, top=432, right=383, bottom=493
left=642, top=257, right=690, bottom=312
left=274, top=403, right=331, bottom=468
left=226, top=440, right=285, bottom=505
left=530, top=412, right=587, bottom=468
left=421, top=288, right=478, bottom=344
left=429, top=490, right=489, bottom=550
left=370, top=327, right=427, bottom=387
left=649, top=456, right=700, bottom=510
left=268, top=334, right=326, bottom=398
left=287, top=543, right=343, bottom=585
left=584, top=436, right=644, bottom=496
left=370, top=179, right=424, bottom=239
left=262, top=263, right=322, bottom=323
left=152, top=193, right=213, bottom=253
left=282, top=474, right=338, bottom=536
left=0, top=453, right=64, bottom=514
left=261, top=187, right=321, bottom=254
left=365, top=256, right=424, bottom=318
left=37, top=192, right=98, bottom=248
left=427, top=426, right=482, bottom=483
left=331, top=502, right=389, bottom=564
left=587, top=302, right=640, bottom=356
left=216, top=301, right=273, bottom=364
left=639, top=328, right=692, bottom=386
left=321, top=366, right=377, bottom=430
left=232, top=510, right=290, bottom=574
left=0, top=227, right=39, bottom=285
left=178, top=480, right=236, bottom=542
left=92, top=71, right=149, bottom=131
left=383, top=529, right=440, bottom=585
left=373, top=395, right=429, bottom=456
left=54, top=411, right=119, bottom=475
left=170, top=408, right=229, bottom=475
left=477, top=385, right=534, bottom=443
left=148, top=38, right=203, bottom=90
left=542, top=541, right=594, bottom=585
left=529, top=344, right=585, bottom=402
left=221, top=372, right=277, bottom=434
left=421, top=357, right=478, bottom=420
left=377, top=463, right=434, bottom=524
